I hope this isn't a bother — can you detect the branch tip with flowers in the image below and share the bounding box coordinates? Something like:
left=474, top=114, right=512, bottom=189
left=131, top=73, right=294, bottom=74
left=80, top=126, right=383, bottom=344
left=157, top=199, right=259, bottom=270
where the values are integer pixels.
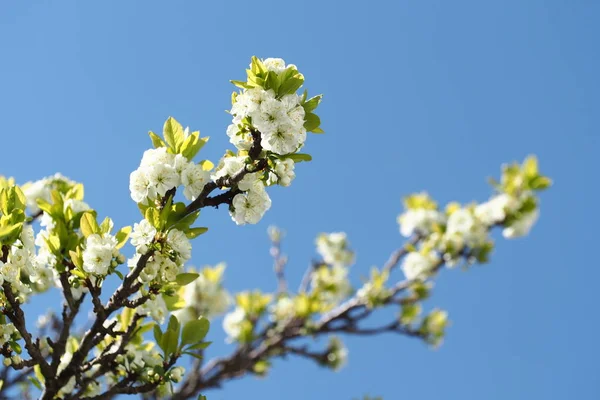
left=0, top=56, right=550, bottom=399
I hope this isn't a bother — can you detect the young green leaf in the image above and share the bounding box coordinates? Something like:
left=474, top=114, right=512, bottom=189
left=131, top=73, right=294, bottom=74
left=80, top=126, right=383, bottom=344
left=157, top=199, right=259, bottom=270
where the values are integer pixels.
left=175, top=273, right=200, bottom=286
left=181, top=317, right=210, bottom=347
left=148, top=131, right=166, bottom=148
left=80, top=212, right=99, bottom=238
left=115, top=226, right=132, bottom=249
left=186, top=227, right=208, bottom=239
left=163, top=117, right=186, bottom=153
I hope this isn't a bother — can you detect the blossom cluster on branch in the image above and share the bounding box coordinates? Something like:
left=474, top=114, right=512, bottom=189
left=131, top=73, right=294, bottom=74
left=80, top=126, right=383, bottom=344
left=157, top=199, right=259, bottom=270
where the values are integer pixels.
left=0, top=56, right=550, bottom=400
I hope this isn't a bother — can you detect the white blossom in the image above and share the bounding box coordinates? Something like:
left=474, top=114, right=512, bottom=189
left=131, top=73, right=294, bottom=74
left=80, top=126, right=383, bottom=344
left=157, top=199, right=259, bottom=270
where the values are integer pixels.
left=401, top=251, right=440, bottom=280
left=262, top=58, right=287, bottom=74
left=138, top=295, right=168, bottom=324
left=223, top=307, right=247, bottom=342
left=311, top=265, right=352, bottom=304
left=22, top=180, right=51, bottom=214
left=140, top=148, right=175, bottom=169
left=269, top=296, right=295, bottom=322
left=445, top=209, right=488, bottom=248
left=253, top=98, right=288, bottom=135
left=173, top=265, right=231, bottom=324
left=398, top=209, right=445, bottom=237
left=503, top=209, right=539, bottom=239
left=316, top=232, right=354, bottom=267
left=64, top=199, right=90, bottom=215
left=129, top=168, right=152, bottom=203
left=181, top=163, right=210, bottom=201
left=226, top=124, right=252, bottom=150
left=212, top=156, right=246, bottom=182
left=167, top=229, right=192, bottom=262
left=0, top=261, right=19, bottom=283
left=475, top=194, right=518, bottom=226
left=271, top=159, right=296, bottom=187
left=261, top=123, right=305, bottom=155
left=146, top=163, right=179, bottom=197
left=230, top=186, right=271, bottom=225
left=169, top=366, right=185, bottom=383
left=82, top=234, right=118, bottom=276
left=130, top=219, right=156, bottom=252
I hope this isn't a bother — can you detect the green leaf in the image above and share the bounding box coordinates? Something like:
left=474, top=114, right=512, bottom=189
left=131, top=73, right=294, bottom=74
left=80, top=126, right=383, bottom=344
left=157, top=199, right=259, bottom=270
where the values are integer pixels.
left=304, top=113, right=321, bottom=132
left=36, top=198, right=53, bottom=216
left=28, top=377, right=43, bottom=391
left=11, top=341, right=21, bottom=354
left=523, top=155, right=538, bottom=177
left=283, top=153, right=312, bottom=163
left=231, top=80, right=253, bottom=89
left=278, top=77, right=304, bottom=96
left=115, top=226, right=132, bottom=249
left=303, top=95, right=322, bottom=113
left=181, top=133, right=209, bottom=161
left=114, top=269, right=124, bottom=280
left=145, top=208, right=161, bottom=230
left=181, top=317, right=210, bottom=347
left=167, top=315, right=181, bottom=339
left=265, top=71, right=280, bottom=92
left=99, top=217, right=112, bottom=235
left=69, top=250, right=83, bottom=270
left=170, top=210, right=200, bottom=231
left=186, top=227, right=208, bottom=239
left=311, top=127, right=325, bottom=134
left=0, top=223, right=22, bottom=242
left=70, top=269, right=86, bottom=279
left=12, top=186, right=27, bottom=211
left=162, top=329, right=179, bottom=358
left=186, top=341, right=212, bottom=351
left=148, top=131, right=166, bottom=148
left=80, top=212, right=99, bottom=238
left=0, top=190, right=7, bottom=215
left=529, top=175, right=552, bottom=191
left=183, top=351, right=204, bottom=360
left=153, top=324, right=164, bottom=350
left=163, top=117, right=186, bottom=153
left=175, top=273, right=199, bottom=286
left=66, top=184, right=85, bottom=201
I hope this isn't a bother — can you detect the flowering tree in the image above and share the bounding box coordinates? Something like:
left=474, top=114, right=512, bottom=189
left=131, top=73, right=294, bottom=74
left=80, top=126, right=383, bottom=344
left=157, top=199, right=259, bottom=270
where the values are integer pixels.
left=0, top=57, right=551, bottom=399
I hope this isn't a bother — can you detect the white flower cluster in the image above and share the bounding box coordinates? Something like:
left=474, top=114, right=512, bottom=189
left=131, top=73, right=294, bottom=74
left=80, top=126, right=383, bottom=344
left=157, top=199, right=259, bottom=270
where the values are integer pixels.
left=22, top=173, right=75, bottom=215
left=129, top=147, right=210, bottom=204
left=401, top=251, right=441, bottom=281
left=326, top=337, right=348, bottom=371
left=227, top=59, right=307, bottom=155
left=128, top=223, right=191, bottom=284
left=311, top=264, right=353, bottom=305
left=316, top=232, right=355, bottom=267
left=474, top=193, right=538, bottom=239
left=310, top=232, right=355, bottom=305
left=173, top=264, right=231, bottom=325
left=398, top=189, right=541, bottom=280
left=212, top=156, right=272, bottom=225
left=138, top=295, right=169, bottom=324
left=223, top=307, right=247, bottom=342
left=0, top=225, right=54, bottom=297
left=269, top=296, right=296, bottom=323
left=397, top=192, right=445, bottom=238
left=82, top=233, right=120, bottom=276
left=0, top=323, right=16, bottom=346
left=110, top=341, right=163, bottom=381
left=267, top=158, right=296, bottom=187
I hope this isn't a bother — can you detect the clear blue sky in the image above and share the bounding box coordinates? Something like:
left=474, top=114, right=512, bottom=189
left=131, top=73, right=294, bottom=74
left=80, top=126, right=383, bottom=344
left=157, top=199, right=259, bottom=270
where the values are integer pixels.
left=1, top=1, right=598, bottom=399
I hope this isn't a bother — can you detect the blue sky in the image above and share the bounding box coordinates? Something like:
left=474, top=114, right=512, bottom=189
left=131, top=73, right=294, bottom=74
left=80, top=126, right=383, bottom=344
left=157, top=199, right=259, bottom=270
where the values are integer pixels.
left=1, top=1, right=598, bottom=399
